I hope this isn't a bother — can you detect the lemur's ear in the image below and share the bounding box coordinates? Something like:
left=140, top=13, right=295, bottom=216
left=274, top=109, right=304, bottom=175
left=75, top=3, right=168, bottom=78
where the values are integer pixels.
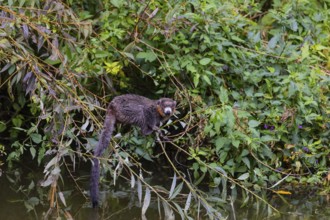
left=173, top=101, right=177, bottom=107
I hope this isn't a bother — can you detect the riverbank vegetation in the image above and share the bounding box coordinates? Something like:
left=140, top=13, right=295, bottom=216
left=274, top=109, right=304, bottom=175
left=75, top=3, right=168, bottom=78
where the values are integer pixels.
left=0, top=0, right=329, bottom=219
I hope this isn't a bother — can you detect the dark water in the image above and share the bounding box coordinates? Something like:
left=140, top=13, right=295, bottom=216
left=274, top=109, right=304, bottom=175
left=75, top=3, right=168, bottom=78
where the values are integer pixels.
left=1, top=171, right=329, bottom=220
left=234, top=190, right=330, bottom=220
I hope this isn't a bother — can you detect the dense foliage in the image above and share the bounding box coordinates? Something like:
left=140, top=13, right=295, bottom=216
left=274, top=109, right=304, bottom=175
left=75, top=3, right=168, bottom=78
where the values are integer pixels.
left=0, top=0, right=329, bottom=219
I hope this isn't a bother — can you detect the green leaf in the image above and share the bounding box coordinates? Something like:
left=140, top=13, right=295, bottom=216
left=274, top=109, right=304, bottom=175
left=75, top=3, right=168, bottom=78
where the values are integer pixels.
left=261, top=135, right=277, bottom=142
left=232, top=140, right=240, bottom=148
left=199, top=58, right=211, bottom=65
left=44, top=58, right=62, bottom=65
left=242, top=157, right=251, bottom=169
left=231, top=36, right=245, bottom=43
left=94, top=50, right=110, bottom=58
left=289, top=19, right=298, bottom=32
left=30, top=147, right=36, bottom=159
left=266, top=66, right=275, bottom=73
left=288, top=81, right=297, bottom=97
left=122, top=52, right=135, bottom=60
left=0, top=121, right=6, bottom=132
left=136, top=51, right=157, bottom=62
left=193, top=73, right=200, bottom=87
left=31, top=133, right=42, bottom=144
left=187, top=63, right=197, bottom=73
left=301, top=43, right=309, bottom=60
left=219, top=87, right=228, bottom=103
left=19, top=0, right=26, bottom=7
left=202, top=75, right=211, bottom=85
left=12, top=115, right=23, bottom=127
left=28, top=181, right=35, bottom=190
left=135, top=147, right=153, bottom=161
left=248, top=120, right=260, bottom=128
left=268, top=35, right=279, bottom=49
left=111, top=0, right=124, bottom=8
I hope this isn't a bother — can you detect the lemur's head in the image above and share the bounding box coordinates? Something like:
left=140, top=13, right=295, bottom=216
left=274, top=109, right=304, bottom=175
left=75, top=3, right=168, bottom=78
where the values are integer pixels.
left=156, top=98, right=176, bottom=117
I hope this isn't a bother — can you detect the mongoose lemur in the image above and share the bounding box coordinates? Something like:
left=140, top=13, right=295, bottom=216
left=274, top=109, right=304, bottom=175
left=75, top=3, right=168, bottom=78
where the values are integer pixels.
left=90, top=94, right=176, bottom=207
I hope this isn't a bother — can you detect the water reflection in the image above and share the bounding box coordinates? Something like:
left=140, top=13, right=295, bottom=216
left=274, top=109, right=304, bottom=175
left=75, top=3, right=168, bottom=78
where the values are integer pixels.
left=233, top=188, right=330, bottom=220
left=1, top=170, right=329, bottom=220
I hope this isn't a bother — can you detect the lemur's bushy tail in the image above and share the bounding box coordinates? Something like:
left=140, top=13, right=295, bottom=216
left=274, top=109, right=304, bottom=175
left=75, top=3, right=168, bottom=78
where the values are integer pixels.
left=90, top=109, right=116, bottom=207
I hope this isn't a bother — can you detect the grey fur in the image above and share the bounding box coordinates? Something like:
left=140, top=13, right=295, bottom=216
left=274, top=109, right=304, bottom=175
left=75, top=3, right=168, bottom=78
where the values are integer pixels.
left=90, top=94, right=176, bottom=207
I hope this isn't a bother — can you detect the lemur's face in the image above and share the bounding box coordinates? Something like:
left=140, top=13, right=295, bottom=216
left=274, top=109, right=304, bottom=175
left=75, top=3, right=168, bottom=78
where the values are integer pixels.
left=157, top=98, right=176, bottom=116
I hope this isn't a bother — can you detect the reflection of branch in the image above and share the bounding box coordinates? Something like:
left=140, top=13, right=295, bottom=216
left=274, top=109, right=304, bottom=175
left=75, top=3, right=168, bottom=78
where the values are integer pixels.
left=167, top=139, right=280, bottom=213
left=63, top=160, right=88, bottom=199
left=159, top=140, right=226, bottom=218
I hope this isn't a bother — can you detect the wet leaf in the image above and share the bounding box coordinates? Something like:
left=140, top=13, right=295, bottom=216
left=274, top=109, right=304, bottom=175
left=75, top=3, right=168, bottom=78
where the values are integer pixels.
left=237, top=173, right=249, bottom=180
left=44, top=156, right=58, bottom=172
left=40, top=177, right=53, bottom=187
left=51, top=167, right=61, bottom=175
left=169, top=182, right=183, bottom=200
left=25, top=75, right=36, bottom=95
left=214, top=166, right=227, bottom=176
left=149, top=8, right=159, bottom=19
left=28, top=197, right=39, bottom=206
left=137, top=179, right=142, bottom=206
left=22, top=23, right=29, bottom=40
left=0, top=63, right=12, bottom=73
left=172, top=202, right=185, bottom=220
left=168, top=173, right=177, bottom=199
left=269, top=173, right=290, bottom=189
left=141, top=188, right=151, bottom=216
left=23, top=71, right=33, bottom=83
left=81, top=119, right=89, bottom=131
left=58, top=192, right=67, bottom=207
left=131, top=173, right=135, bottom=188
left=184, top=192, right=192, bottom=213
left=162, top=201, right=175, bottom=220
